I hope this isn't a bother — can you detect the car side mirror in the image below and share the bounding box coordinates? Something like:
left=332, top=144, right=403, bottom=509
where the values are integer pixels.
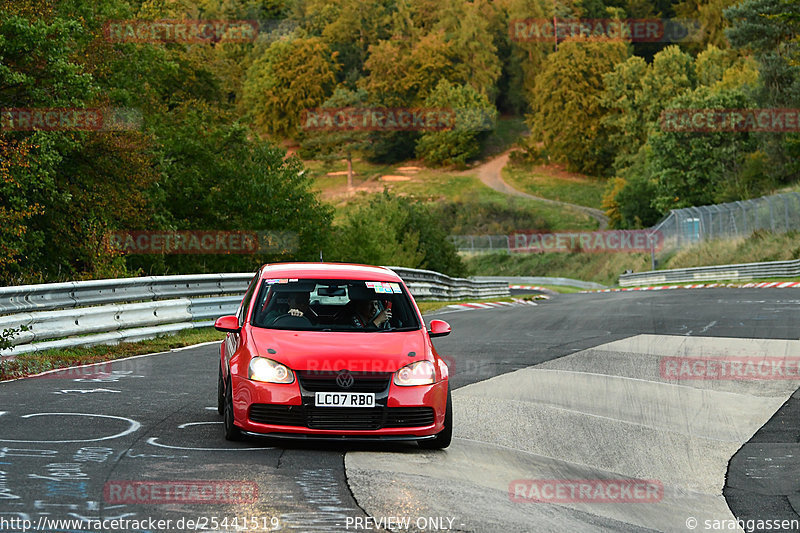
left=428, top=319, right=451, bottom=338
left=214, top=315, right=241, bottom=333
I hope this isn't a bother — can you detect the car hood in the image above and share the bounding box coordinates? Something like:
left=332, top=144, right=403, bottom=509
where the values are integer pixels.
left=248, top=327, right=430, bottom=373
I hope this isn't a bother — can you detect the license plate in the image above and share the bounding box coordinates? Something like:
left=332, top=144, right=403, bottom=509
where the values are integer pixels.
left=314, top=392, right=375, bottom=408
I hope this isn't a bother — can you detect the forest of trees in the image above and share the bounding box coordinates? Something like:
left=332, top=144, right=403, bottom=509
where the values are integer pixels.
left=0, top=0, right=798, bottom=283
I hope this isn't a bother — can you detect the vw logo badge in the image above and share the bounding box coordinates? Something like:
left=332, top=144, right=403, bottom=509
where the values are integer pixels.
left=336, top=371, right=354, bottom=389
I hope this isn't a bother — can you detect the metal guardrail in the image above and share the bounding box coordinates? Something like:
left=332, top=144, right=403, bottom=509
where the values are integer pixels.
left=618, top=259, right=800, bottom=287
left=471, top=276, right=606, bottom=290
left=0, top=267, right=508, bottom=357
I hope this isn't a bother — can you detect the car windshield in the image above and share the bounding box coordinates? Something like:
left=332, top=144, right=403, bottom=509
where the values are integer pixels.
left=250, top=278, right=421, bottom=332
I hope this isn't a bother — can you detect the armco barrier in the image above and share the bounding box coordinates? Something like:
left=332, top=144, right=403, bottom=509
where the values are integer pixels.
left=0, top=267, right=508, bottom=357
left=618, top=258, right=800, bottom=287
left=471, top=276, right=606, bottom=290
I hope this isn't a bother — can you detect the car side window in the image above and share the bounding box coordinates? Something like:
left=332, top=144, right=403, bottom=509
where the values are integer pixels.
left=237, top=275, right=259, bottom=327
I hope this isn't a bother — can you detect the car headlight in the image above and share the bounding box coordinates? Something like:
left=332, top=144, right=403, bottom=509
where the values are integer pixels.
left=393, top=360, right=436, bottom=386
left=248, top=357, right=294, bottom=384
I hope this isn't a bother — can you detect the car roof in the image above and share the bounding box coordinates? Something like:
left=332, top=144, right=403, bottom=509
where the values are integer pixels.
left=258, top=262, right=403, bottom=283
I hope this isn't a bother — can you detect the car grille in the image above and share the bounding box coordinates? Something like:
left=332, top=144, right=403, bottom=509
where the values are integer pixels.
left=385, top=407, right=436, bottom=428
left=297, top=371, right=391, bottom=393
left=249, top=404, right=305, bottom=426
left=306, top=407, right=384, bottom=430
left=249, top=405, right=434, bottom=430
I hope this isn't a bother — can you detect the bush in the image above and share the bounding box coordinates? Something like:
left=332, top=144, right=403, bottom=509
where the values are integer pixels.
left=414, top=80, right=497, bottom=167
left=327, top=192, right=466, bottom=277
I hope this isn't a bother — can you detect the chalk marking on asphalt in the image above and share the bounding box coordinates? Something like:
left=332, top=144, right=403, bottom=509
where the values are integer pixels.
left=700, top=321, right=717, bottom=333
left=53, top=389, right=121, bottom=395
left=177, top=421, right=223, bottom=429
left=0, top=413, right=140, bottom=443
left=146, top=437, right=273, bottom=451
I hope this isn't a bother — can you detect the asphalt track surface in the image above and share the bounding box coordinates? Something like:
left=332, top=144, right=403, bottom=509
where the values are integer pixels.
left=0, top=289, right=798, bottom=533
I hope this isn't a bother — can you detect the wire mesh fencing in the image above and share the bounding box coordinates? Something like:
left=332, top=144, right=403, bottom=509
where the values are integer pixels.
left=651, top=191, right=800, bottom=252
left=449, top=191, right=800, bottom=255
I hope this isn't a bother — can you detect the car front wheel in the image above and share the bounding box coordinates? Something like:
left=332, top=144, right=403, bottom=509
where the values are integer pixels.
left=418, top=385, right=452, bottom=449
left=217, top=365, right=225, bottom=416
left=223, top=377, right=243, bottom=442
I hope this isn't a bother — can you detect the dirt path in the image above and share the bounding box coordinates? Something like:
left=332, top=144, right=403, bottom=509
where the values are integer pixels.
left=471, top=150, right=609, bottom=229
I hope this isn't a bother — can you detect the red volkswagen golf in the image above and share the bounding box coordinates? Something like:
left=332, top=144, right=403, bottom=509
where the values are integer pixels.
left=215, top=263, right=453, bottom=448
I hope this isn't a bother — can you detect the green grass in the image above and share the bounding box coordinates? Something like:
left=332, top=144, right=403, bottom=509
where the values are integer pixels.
left=502, top=162, right=607, bottom=209
left=416, top=295, right=536, bottom=314
left=0, top=327, right=225, bottom=381
left=466, top=251, right=652, bottom=287
left=466, top=230, right=800, bottom=287
left=663, top=230, right=800, bottom=269
left=311, top=163, right=599, bottom=232
left=616, top=276, right=800, bottom=288
left=522, top=284, right=586, bottom=294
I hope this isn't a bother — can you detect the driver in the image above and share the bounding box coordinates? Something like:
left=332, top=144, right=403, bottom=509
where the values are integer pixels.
left=286, top=292, right=312, bottom=318
left=350, top=298, right=391, bottom=329
left=263, top=291, right=312, bottom=325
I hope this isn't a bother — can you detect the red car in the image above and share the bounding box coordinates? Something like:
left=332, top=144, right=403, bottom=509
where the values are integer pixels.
left=215, top=263, right=453, bottom=448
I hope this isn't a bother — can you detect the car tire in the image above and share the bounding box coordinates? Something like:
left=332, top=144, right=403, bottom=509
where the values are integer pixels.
left=217, top=365, right=225, bottom=416
left=418, top=384, right=452, bottom=449
left=224, top=377, right=243, bottom=442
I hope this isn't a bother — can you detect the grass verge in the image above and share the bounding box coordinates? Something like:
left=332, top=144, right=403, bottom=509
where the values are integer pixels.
left=416, top=295, right=536, bottom=314
left=0, top=327, right=225, bottom=381
left=502, top=162, right=606, bottom=209
left=466, top=231, right=800, bottom=287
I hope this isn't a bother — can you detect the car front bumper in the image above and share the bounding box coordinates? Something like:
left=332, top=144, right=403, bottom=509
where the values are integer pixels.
left=231, top=374, right=448, bottom=438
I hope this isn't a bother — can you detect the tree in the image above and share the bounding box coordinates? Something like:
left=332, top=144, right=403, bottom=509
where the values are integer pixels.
left=361, top=31, right=453, bottom=107
left=674, top=0, right=742, bottom=51
left=603, top=144, right=663, bottom=229
left=432, top=0, right=502, bottom=100
left=601, top=55, right=649, bottom=171
left=290, top=0, right=394, bottom=85
left=527, top=39, right=629, bottom=175
left=414, top=80, right=497, bottom=166
left=725, top=0, right=800, bottom=183
left=649, top=86, right=757, bottom=212
left=132, top=107, right=333, bottom=275
left=241, top=36, right=339, bottom=138
left=638, top=46, right=696, bottom=125
left=299, top=87, right=372, bottom=189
